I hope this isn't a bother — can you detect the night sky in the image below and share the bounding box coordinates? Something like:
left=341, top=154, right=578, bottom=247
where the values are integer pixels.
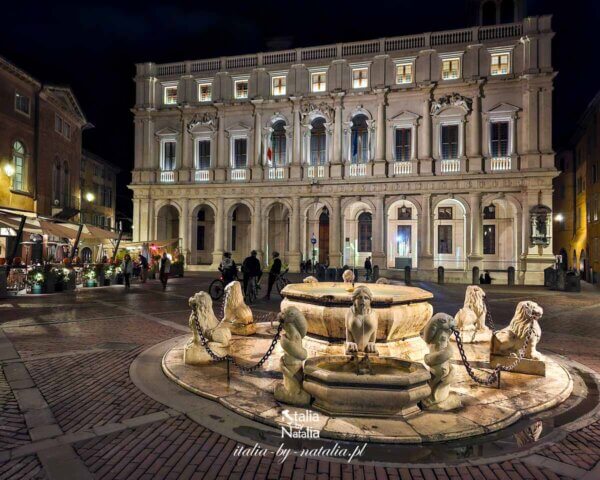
left=1, top=0, right=599, bottom=221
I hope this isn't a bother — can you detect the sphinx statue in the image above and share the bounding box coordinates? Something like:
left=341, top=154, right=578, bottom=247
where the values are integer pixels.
left=303, top=276, right=319, bottom=283
left=375, top=277, right=390, bottom=284
left=223, top=281, right=256, bottom=335
left=342, top=268, right=355, bottom=284
left=421, top=313, right=462, bottom=411
left=345, top=286, right=378, bottom=355
left=274, top=306, right=311, bottom=407
left=454, top=285, right=491, bottom=343
left=184, top=292, right=231, bottom=365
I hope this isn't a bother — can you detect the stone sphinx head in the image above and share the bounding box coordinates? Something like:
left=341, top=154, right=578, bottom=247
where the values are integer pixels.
left=351, top=286, right=373, bottom=315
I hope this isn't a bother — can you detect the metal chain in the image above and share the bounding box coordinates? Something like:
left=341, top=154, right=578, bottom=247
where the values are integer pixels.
left=483, top=294, right=496, bottom=332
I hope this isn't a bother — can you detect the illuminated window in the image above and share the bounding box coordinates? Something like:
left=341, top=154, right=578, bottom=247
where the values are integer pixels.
left=352, top=67, right=369, bottom=89
left=164, top=85, right=178, bottom=104
left=198, top=83, right=212, bottom=102
left=12, top=141, right=26, bottom=191
left=311, top=72, right=327, bottom=93
left=483, top=225, right=496, bottom=254
left=441, top=58, right=461, bottom=80
left=358, top=212, right=372, bottom=252
left=395, top=63, right=413, bottom=84
left=438, top=225, right=453, bottom=254
left=491, top=52, right=510, bottom=76
left=310, top=118, right=327, bottom=165
left=234, top=79, right=248, bottom=99
left=272, top=75, right=286, bottom=96
left=15, top=93, right=30, bottom=116
left=161, top=140, right=176, bottom=171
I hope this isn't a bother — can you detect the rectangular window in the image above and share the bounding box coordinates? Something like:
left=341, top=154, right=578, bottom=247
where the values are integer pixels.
left=483, top=225, right=496, bottom=254
left=441, top=124, right=459, bottom=159
left=271, top=76, right=286, bottom=96
left=197, top=140, right=211, bottom=169
left=490, top=121, right=510, bottom=157
left=105, top=188, right=112, bottom=208
left=395, top=63, right=413, bottom=84
left=438, top=207, right=453, bottom=220
left=395, top=128, right=412, bottom=161
left=438, top=225, right=453, bottom=254
left=491, top=52, right=510, bottom=76
left=55, top=115, right=63, bottom=134
left=15, top=93, right=30, bottom=116
left=164, top=86, right=178, bottom=105
left=197, top=225, right=205, bottom=250
left=63, top=122, right=71, bottom=139
left=352, top=67, right=369, bottom=89
left=311, top=72, right=327, bottom=92
left=398, top=207, right=412, bottom=220
left=396, top=225, right=412, bottom=257
left=13, top=156, right=23, bottom=191
left=198, top=83, right=212, bottom=102
left=234, top=80, right=248, bottom=99
left=234, top=138, right=247, bottom=168
left=441, top=58, right=460, bottom=80
left=163, top=141, right=176, bottom=170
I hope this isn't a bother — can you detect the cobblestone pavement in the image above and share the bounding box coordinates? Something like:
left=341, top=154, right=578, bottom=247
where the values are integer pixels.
left=0, top=273, right=599, bottom=480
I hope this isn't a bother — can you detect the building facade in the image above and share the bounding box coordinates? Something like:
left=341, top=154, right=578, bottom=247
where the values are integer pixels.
left=553, top=92, right=600, bottom=283
left=80, top=149, right=118, bottom=229
left=130, top=15, right=556, bottom=284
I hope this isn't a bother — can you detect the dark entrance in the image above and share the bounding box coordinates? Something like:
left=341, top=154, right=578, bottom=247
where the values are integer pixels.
left=319, top=209, right=330, bottom=265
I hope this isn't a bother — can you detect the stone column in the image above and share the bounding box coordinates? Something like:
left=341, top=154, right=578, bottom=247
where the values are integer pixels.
left=181, top=115, right=192, bottom=182
left=330, top=93, right=344, bottom=179
left=468, top=92, right=482, bottom=173
left=132, top=198, right=141, bottom=242
left=468, top=193, right=483, bottom=269
left=251, top=197, right=263, bottom=261
left=371, top=196, right=386, bottom=268
left=290, top=97, right=302, bottom=180
left=215, top=105, right=227, bottom=181
left=419, top=194, right=433, bottom=270
left=251, top=100, right=263, bottom=180
left=329, top=196, right=342, bottom=267
left=212, top=197, right=225, bottom=267
left=288, top=196, right=302, bottom=271
left=419, top=96, right=433, bottom=174
left=180, top=198, right=190, bottom=263
left=373, top=88, right=388, bottom=177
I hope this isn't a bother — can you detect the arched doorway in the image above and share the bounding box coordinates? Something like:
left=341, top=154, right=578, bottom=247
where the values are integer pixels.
left=434, top=199, right=466, bottom=269
left=192, top=205, right=215, bottom=265
left=229, top=204, right=251, bottom=262
left=156, top=205, right=180, bottom=242
left=266, top=203, right=289, bottom=261
left=81, top=247, right=93, bottom=264
left=481, top=199, right=517, bottom=270
left=387, top=199, right=419, bottom=269
left=343, top=201, right=373, bottom=266
left=319, top=209, right=330, bottom=265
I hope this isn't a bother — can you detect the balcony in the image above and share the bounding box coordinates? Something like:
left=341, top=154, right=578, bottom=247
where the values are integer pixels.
left=194, top=169, right=210, bottom=182
left=160, top=171, right=175, bottom=183
left=349, top=163, right=367, bottom=177
left=393, top=161, right=412, bottom=176
left=307, top=165, right=325, bottom=179
left=440, top=159, right=461, bottom=174
left=231, top=169, right=247, bottom=181
left=267, top=167, right=285, bottom=180
left=490, top=157, right=511, bottom=172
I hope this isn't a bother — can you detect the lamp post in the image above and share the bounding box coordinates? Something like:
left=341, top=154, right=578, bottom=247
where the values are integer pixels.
left=310, top=233, right=317, bottom=274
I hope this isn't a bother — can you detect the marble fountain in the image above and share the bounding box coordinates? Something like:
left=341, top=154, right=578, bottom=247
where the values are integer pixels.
left=162, top=281, right=576, bottom=444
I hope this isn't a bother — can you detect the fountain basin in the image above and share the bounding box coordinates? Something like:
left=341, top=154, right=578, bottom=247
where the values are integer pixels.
left=303, top=355, right=431, bottom=417
left=281, top=282, right=433, bottom=342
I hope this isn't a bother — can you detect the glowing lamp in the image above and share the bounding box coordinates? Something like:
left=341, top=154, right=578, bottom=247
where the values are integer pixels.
left=85, top=192, right=95, bottom=202
left=554, top=213, right=564, bottom=222
left=3, top=163, right=15, bottom=177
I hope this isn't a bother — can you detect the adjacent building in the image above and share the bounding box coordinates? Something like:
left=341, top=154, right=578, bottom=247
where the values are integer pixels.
left=80, top=149, right=118, bottom=229
left=553, top=92, right=600, bottom=283
left=129, top=8, right=557, bottom=284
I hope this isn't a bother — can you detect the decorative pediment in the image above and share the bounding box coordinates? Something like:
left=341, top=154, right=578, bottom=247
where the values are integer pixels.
left=187, top=112, right=218, bottom=133
left=348, top=105, right=373, bottom=121
left=486, top=102, right=520, bottom=117
left=42, top=86, right=87, bottom=126
left=431, top=93, right=472, bottom=115
left=300, top=101, right=334, bottom=122
left=388, top=111, right=420, bottom=124
left=154, top=127, right=179, bottom=138
left=225, top=122, right=251, bottom=133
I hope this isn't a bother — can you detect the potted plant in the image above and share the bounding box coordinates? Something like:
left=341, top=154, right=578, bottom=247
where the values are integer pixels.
left=27, top=267, right=44, bottom=294
left=150, top=254, right=161, bottom=280
left=171, top=254, right=185, bottom=278
left=83, top=265, right=97, bottom=287
left=52, top=267, right=70, bottom=292
left=103, top=264, right=115, bottom=286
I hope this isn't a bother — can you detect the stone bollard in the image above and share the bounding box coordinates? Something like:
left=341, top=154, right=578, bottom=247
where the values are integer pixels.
left=472, top=266, right=480, bottom=285
left=437, top=266, right=445, bottom=285
left=372, top=265, right=379, bottom=282
left=507, top=266, right=515, bottom=286
left=404, top=265, right=411, bottom=285
left=0, top=265, right=7, bottom=299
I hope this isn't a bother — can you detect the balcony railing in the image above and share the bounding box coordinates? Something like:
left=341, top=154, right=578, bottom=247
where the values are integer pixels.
left=307, top=165, right=325, bottom=179
left=160, top=171, right=175, bottom=183
left=268, top=167, right=285, bottom=180
left=393, top=161, right=412, bottom=176
left=349, top=163, right=367, bottom=177
left=440, top=159, right=461, bottom=174
left=231, top=169, right=247, bottom=181
left=195, top=169, right=210, bottom=182
left=490, top=157, right=511, bottom=172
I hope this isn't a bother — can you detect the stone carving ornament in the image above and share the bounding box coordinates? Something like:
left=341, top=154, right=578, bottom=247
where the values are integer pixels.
left=223, top=281, right=256, bottom=335
left=300, top=101, right=335, bottom=121
left=187, top=112, right=218, bottom=132
left=421, top=313, right=462, bottom=410
left=274, top=306, right=311, bottom=406
left=454, top=285, right=491, bottom=343
left=491, top=301, right=543, bottom=360
left=430, top=93, right=472, bottom=115
left=345, top=286, right=378, bottom=355
left=184, top=291, right=231, bottom=365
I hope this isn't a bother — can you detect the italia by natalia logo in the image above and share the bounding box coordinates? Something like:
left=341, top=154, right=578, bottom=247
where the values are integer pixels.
left=280, top=409, right=320, bottom=439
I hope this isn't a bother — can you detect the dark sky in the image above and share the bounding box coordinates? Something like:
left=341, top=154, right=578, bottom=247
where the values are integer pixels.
left=1, top=0, right=599, bottom=220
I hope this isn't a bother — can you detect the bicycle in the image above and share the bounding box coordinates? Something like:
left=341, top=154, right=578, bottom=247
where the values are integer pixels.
left=244, top=276, right=259, bottom=304
left=275, top=268, right=290, bottom=296
left=209, top=269, right=238, bottom=301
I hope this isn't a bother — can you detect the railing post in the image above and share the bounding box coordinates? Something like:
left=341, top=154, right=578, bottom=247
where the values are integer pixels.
left=404, top=265, right=411, bottom=285
left=472, top=266, right=480, bottom=285
left=508, top=266, right=515, bottom=286
left=437, top=266, right=445, bottom=285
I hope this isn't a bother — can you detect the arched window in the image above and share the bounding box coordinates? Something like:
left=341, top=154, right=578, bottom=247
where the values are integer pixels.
left=12, top=141, right=26, bottom=191
left=81, top=247, right=92, bottom=263
left=358, top=212, right=372, bottom=252
left=52, top=161, right=62, bottom=206
left=310, top=118, right=327, bottom=165
left=481, top=0, right=497, bottom=25
left=271, top=120, right=287, bottom=166
left=500, top=0, right=514, bottom=23
left=351, top=114, right=369, bottom=164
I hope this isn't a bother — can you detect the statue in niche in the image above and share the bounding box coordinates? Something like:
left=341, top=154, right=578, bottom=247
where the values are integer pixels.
left=345, top=286, right=378, bottom=355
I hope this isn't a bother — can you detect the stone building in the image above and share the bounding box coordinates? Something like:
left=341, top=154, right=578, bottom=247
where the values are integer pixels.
left=553, top=91, right=600, bottom=283
left=129, top=12, right=556, bottom=284
left=80, top=150, right=118, bottom=229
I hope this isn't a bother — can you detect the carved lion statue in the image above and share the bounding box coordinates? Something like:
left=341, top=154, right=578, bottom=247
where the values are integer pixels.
left=184, top=291, right=231, bottom=364
left=303, top=276, right=319, bottom=283
left=345, top=286, right=378, bottom=354
left=375, top=277, right=390, bottom=284
left=224, top=281, right=255, bottom=335
left=491, top=301, right=543, bottom=360
left=342, top=269, right=355, bottom=284
left=454, top=285, right=490, bottom=343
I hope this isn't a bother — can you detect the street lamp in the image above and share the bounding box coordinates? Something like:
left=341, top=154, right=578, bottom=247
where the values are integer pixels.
left=554, top=213, right=564, bottom=222
left=85, top=192, right=95, bottom=202
left=3, top=163, right=15, bottom=177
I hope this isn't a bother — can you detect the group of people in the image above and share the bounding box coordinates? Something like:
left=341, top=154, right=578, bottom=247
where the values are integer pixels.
left=479, top=270, right=493, bottom=284
left=219, top=250, right=282, bottom=300
left=118, top=252, right=171, bottom=291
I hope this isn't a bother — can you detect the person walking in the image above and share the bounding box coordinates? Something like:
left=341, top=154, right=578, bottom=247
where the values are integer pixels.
left=364, top=256, right=373, bottom=282
left=219, top=252, right=237, bottom=285
left=264, top=251, right=282, bottom=300
left=123, top=254, right=133, bottom=289
left=242, top=250, right=262, bottom=295
left=139, top=253, right=148, bottom=283
left=159, top=252, right=171, bottom=290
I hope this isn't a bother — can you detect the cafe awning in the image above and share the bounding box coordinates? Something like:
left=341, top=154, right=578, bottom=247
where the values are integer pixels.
left=83, top=224, right=120, bottom=240
left=39, top=220, right=80, bottom=240
left=119, top=239, right=178, bottom=249
left=0, top=212, right=43, bottom=235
